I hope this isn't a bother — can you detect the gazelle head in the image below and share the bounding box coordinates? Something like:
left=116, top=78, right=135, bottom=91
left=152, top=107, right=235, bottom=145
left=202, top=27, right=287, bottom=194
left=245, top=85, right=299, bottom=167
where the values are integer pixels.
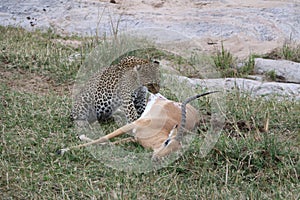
left=151, top=91, right=219, bottom=161
left=152, top=124, right=182, bottom=161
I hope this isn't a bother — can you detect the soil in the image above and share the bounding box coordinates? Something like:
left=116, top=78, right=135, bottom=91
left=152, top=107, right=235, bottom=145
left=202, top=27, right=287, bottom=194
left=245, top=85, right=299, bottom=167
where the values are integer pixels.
left=0, top=68, right=71, bottom=95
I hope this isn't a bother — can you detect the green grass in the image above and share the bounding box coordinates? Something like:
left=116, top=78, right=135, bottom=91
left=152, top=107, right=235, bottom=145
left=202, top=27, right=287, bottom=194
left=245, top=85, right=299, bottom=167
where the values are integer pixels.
left=0, top=26, right=93, bottom=84
left=212, top=43, right=258, bottom=78
left=212, top=40, right=300, bottom=78
left=263, top=39, right=300, bottom=63
left=212, top=43, right=237, bottom=77
left=0, top=26, right=299, bottom=199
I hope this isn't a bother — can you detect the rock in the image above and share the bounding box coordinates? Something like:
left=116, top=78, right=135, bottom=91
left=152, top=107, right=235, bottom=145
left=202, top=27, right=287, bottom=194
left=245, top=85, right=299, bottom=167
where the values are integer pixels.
left=245, top=75, right=264, bottom=82
left=254, top=58, right=300, bottom=83
left=173, top=75, right=300, bottom=100
left=0, top=0, right=299, bottom=58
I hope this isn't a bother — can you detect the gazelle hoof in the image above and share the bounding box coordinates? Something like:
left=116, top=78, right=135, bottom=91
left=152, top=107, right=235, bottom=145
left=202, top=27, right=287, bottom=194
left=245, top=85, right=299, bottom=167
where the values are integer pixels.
left=56, top=148, right=69, bottom=155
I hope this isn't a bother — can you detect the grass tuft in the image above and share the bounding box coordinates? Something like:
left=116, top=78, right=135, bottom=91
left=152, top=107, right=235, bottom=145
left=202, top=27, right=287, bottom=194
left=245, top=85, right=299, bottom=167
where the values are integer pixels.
left=263, top=39, right=300, bottom=63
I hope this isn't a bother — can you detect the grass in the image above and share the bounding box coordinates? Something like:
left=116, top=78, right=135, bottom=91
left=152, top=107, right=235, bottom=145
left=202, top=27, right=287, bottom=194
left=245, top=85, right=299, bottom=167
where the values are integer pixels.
left=212, top=39, right=300, bottom=78
left=0, top=26, right=299, bottom=199
left=266, top=70, right=277, bottom=81
left=212, top=43, right=259, bottom=78
left=212, top=43, right=237, bottom=77
left=263, top=39, right=300, bottom=63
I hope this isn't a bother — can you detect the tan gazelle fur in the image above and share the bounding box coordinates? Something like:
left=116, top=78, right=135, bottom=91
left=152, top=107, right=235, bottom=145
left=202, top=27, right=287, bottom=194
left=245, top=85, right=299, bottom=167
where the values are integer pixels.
left=59, top=91, right=218, bottom=160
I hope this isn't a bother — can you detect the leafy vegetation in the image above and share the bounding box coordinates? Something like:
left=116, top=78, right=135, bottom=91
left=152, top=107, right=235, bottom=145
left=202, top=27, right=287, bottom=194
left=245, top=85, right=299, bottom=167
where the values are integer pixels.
left=0, top=26, right=299, bottom=199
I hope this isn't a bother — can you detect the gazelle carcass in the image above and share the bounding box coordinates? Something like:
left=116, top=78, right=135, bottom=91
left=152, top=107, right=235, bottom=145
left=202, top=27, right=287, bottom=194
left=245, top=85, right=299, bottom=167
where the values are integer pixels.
left=59, top=91, right=218, bottom=160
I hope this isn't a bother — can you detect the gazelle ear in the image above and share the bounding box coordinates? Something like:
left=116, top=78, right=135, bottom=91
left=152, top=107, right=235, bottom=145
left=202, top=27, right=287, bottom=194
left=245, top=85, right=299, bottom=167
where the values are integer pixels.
left=162, top=125, right=179, bottom=147
left=169, top=124, right=178, bottom=137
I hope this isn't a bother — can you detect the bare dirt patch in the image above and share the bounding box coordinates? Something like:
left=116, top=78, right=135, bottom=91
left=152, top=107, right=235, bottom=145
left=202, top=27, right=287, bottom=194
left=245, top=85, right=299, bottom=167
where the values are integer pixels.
left=0, top=68, right=72, bottom=96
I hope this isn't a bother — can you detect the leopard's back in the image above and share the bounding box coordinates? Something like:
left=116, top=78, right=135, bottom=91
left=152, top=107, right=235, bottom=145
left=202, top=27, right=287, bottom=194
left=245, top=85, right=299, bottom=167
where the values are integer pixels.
left=70, top=56, right=160, bottom=128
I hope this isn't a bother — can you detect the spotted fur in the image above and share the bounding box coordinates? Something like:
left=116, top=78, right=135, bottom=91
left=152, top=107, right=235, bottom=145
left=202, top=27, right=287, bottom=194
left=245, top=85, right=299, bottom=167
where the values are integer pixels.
left=70, top=56, right=160, bottom=128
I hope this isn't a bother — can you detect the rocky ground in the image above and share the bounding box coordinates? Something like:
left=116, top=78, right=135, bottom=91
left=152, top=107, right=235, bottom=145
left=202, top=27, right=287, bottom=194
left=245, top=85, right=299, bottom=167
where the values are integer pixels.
left=0, top=0, right=299, bottom=99
left=161, top=57, right=300, bottom=101
left=1, top=0, right=300, bottom=57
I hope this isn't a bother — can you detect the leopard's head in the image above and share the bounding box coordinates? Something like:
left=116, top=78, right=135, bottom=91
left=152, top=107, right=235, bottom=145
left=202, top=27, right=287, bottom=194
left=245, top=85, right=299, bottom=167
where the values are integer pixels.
left=120, top=56, right=160, bottom=94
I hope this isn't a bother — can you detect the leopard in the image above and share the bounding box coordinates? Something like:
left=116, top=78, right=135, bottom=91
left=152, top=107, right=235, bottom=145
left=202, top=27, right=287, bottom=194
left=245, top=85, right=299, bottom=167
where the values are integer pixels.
left=70, top=56, right=160, bottom=129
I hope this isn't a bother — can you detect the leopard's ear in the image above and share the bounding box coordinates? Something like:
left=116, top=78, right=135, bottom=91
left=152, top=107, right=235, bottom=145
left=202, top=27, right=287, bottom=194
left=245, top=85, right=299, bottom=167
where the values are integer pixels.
left=153, top=60, right=160, bottom=65
left=119, top=56, right=137, bottom=67
left=134, top=64, right=142, bottom=71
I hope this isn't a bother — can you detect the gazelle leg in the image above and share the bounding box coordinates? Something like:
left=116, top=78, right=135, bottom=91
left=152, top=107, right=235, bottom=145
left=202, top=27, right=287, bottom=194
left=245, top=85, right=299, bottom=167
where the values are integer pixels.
left=78, top=134, right=94, bottom=142
left=77, top=135, right=135, bottom=145
left=58, top=120, right=150, bottom=155
left=111, top=137, right=136, bottom=145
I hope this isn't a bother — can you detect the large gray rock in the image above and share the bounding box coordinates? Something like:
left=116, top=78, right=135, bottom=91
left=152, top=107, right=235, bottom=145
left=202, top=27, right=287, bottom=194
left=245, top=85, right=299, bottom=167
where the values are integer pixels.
left=0, top=0, right=299, bottom=57
left=173, top=75, right=300, bottom=101
left=254, top=58, right=300, bottom=84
